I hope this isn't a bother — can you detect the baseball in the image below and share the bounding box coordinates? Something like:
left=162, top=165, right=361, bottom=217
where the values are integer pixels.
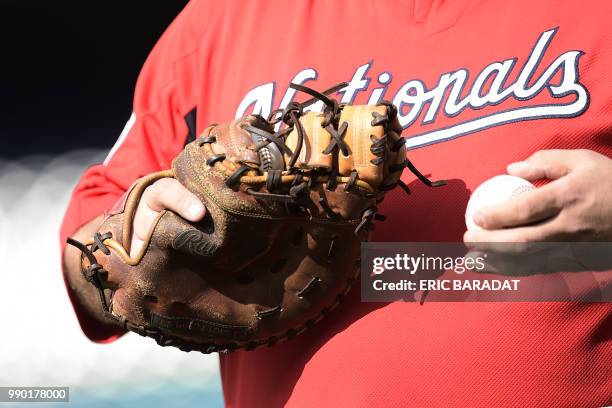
left=465, top=175, right=536, bottom=231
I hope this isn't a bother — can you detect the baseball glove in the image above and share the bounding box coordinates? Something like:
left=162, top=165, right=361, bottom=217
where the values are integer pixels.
left=68, top=83, right=444, bottom=353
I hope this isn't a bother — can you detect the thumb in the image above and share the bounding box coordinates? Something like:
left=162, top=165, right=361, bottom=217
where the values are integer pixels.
left=507, top=149, right=573, bottom=181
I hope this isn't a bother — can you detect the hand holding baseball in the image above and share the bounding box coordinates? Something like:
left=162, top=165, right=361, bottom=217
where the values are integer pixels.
left=464, top=149, right=612, bottom=245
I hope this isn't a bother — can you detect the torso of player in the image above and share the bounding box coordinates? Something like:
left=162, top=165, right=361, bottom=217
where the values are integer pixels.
left=175, top=1, right=612, bottom=406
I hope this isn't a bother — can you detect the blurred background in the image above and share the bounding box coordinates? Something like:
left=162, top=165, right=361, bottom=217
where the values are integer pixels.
left=0, top=1, right=224, bottom=406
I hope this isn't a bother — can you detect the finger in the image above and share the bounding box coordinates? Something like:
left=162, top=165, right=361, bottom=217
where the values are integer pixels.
left=467, top=248, right=563, bottom=275
left=133, top=203, right=158, bottom=240
left=474, top=182, right=564, bottom=229
left=130, top=236, right=144, bottom=259
left=507, top=149, right=574, bottom=181
left=131, top=203, right=157, bottom=258
left=470, top=251, right=530, bottom=275
left=464, top=240, right=532, bottom=254
left=464, top=218, right=562, bottom=246
left=143, top=178, right=205, bottom=222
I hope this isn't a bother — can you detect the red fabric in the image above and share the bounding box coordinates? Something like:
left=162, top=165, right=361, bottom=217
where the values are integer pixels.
left=60, top=0, right=612, bottom=406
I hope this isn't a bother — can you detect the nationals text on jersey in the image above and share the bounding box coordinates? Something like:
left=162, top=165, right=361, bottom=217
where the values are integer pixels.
left=236, top=28, right=589, bottom=150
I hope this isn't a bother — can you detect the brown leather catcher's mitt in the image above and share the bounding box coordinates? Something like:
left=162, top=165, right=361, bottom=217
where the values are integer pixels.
left=68, top=83, right=444, bottom=353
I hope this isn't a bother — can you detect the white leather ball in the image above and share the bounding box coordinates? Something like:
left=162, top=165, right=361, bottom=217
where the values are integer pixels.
left=465, top=175, right=535, bottom=231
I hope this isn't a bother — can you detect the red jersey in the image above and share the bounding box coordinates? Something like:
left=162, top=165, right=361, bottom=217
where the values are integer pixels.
left=60, top=1, right=612, bottom=407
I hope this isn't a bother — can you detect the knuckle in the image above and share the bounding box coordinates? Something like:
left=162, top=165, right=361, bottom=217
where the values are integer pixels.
left=565, top=219, right=594, bottom=238
left=141, top=184, right=156, bottom=201
left=529, top=150, right=548, bottom=162
left=554, top=179, right=570, bottom=194
left=144, top=178, right=168, bottom=199
left=553, top=212, right=593, bottom=239
left=149, top=178, right=183, bottom=207
left=555, top=182, right=577, bottom=205
left=154, top=177, right=175, bottom=193
left=515, top=200, right=534, bottom=222
left=576, top=149, right=592, bottom=158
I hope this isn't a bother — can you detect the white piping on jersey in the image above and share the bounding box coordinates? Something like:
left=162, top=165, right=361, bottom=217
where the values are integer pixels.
left=104, top=113, right=136, bottom=166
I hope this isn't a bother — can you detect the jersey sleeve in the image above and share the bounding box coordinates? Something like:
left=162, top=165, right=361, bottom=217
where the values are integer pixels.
left=59, top=0, right=211, bottom=342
